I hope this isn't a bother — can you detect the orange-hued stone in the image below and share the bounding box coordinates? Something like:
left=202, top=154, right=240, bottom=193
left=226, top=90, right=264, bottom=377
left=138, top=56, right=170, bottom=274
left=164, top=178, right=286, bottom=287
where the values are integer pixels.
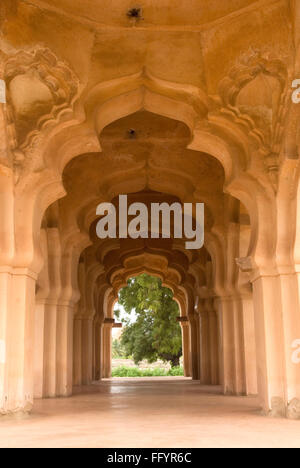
left=0, top=1, right=299, bottom=435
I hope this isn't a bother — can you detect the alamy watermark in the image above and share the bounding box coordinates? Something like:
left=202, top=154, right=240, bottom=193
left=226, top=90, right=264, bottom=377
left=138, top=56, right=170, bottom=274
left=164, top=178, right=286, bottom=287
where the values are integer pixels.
left=96, top=195, right=204, bottom=250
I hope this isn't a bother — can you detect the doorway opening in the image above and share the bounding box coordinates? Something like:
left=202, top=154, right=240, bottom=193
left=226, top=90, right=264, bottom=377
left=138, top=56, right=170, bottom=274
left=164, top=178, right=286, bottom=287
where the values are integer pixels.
left=111, top=274, right=186, bottom=378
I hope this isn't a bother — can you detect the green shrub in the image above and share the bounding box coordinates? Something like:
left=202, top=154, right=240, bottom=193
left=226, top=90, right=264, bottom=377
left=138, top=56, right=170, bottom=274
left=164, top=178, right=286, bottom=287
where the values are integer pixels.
left=111, top=366, right=184, bottom=377
left=167, top=366, right=184, bottom=376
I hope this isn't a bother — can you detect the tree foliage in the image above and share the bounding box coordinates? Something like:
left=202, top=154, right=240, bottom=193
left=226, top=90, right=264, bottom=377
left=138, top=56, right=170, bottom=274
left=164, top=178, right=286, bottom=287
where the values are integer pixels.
left=112, top=339, right=126, bottom=359
left=117, top=274, right=182, bottom=367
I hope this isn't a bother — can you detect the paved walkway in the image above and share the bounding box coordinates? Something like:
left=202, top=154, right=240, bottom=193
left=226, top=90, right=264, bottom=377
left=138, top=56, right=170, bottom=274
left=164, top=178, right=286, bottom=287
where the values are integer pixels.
left=0, top=378, right=299, bottom=448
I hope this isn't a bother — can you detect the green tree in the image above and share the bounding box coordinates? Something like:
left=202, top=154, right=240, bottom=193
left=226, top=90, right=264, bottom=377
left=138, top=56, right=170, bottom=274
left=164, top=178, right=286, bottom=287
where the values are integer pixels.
left=112, top=339, right=126, bottom=359
left=118, top=274, right=182, bottom=367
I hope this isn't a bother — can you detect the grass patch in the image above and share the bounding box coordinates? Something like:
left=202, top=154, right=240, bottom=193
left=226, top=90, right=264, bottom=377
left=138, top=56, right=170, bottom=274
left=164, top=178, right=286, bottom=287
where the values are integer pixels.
left=111, top=366, right=184, bottom=377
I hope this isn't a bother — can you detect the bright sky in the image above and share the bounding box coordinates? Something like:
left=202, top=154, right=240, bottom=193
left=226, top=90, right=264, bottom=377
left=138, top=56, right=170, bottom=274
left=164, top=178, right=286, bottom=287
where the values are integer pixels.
left=112, top=303, right=137, bottom=338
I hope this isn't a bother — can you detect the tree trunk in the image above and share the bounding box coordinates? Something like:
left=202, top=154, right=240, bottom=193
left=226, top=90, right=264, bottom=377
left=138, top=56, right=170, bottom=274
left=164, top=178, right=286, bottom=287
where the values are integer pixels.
left=171, top=356, right=180, bottom=368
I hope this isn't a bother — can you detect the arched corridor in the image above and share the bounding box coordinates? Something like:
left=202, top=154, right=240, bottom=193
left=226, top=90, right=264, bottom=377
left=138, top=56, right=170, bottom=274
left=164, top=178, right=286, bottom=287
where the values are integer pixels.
left=1, top=0, right=300, bottom=439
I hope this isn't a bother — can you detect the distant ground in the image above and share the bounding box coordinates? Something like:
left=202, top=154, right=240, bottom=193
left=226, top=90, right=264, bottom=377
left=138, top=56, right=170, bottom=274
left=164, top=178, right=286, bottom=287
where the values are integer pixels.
left=112, top=358, right=172, bottom=370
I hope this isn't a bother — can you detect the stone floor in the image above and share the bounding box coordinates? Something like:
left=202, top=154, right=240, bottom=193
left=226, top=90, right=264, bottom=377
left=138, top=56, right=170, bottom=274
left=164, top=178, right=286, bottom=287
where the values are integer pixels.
left=0, top=378, right=299, bottom=448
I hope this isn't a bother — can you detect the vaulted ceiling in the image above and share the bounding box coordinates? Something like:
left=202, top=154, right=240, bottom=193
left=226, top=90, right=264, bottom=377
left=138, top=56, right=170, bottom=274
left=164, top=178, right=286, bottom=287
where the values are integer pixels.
left=1, top=0, right=297, bottom=313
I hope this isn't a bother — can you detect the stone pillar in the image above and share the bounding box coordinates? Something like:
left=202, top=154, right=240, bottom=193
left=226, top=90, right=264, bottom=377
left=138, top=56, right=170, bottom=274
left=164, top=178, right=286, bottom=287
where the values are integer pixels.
left=182, top=320, right=191, bottom=377
left=43, top=302, right=58, bottom=397
left=92, top=319, right=96, bottom=381
left=0, top=157, right=21, bottom=412
left=216, top=296, right=246, bottom=395
left=189, top=313, right=200, bottom=381
left=34, top=301, right=46, bottom=399
left=0, top=269, right=11, bottom=413
left=56, top=304, right=74, bottom=396
left=34, top=229, right=49, bottom=399
left=81, top=317, right=94, bottom=385
left=278, top=273, right=300, bottom=418
left=94, top=318, right=102, bottom=381
left=55, top=244, right=82, bottom=396
left=0, top=168, right=39, bottom=413
left=73, top=317, right=82, bottom=386
left=199, top=306, right=211, bottom=384
left=252, top=272, right=300, bottom=418
left=102, top=319, right=114, bottom=379
left=100, top=323, right=104, bottom=380
left=239, top=294, right=257, bottom=395
left=216, top=290, right=259, bottom=397
left=43, top=228, right=62, bottom=398
left=207, top=300, right=219, bottom=385
left=3, top=271, right=37, bottom=413
left=177, top=317, right=191, bottom=377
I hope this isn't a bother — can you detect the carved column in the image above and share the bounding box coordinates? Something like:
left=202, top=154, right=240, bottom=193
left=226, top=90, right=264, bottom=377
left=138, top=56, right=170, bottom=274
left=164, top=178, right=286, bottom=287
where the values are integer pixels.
left=188, top=313, right=200, bottom=381
left=252, top=271, right=300, bottom=417
left=207, top=299, right=219, bottom=385
left=199, top=304, right=211, bottom=384
left=34, top=229, right=49, bottom=398
left=102, top=319, right=114, bottom=379
left=0, top=139, right=38, bottom=414
left=56, top=302, right=74, bottom=396
left=237, top=247, right=300, bottom=417
left=43, top=228, right=62, bottom=398
left=177, top=317, right=191, bottom=377
left=56, top=246, right=82, bottom=397
left=216, top=296, right=247, bottom=395
left=81, top=317, right=94, bottom=385
left=239, top=294, right=257, bottom=395
left=94, top=317, right=103, bottom=381
left=73, top=315, right=82, bottom=386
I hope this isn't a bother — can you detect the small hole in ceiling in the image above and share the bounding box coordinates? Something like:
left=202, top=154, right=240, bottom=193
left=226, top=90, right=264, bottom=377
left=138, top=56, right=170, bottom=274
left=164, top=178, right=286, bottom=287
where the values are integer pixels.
left=127, top=129, right=137, bottom=139
left=127, top=7, right=142, bottom=19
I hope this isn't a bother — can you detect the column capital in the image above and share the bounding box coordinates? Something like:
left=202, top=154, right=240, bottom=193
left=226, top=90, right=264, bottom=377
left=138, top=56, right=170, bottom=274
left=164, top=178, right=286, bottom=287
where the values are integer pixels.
left=113, top=322, right=123, bottom=328
left=75, top=315, right=93, bottom=322
left=251, top=267, right=296, bottom=283
left=176, top=316, right=189, bottom=327
left=11, top=267, right=39, bottom=281
left=236, top=256, right=297, bottom=282
left=103, top=318, right=115, bottom=328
